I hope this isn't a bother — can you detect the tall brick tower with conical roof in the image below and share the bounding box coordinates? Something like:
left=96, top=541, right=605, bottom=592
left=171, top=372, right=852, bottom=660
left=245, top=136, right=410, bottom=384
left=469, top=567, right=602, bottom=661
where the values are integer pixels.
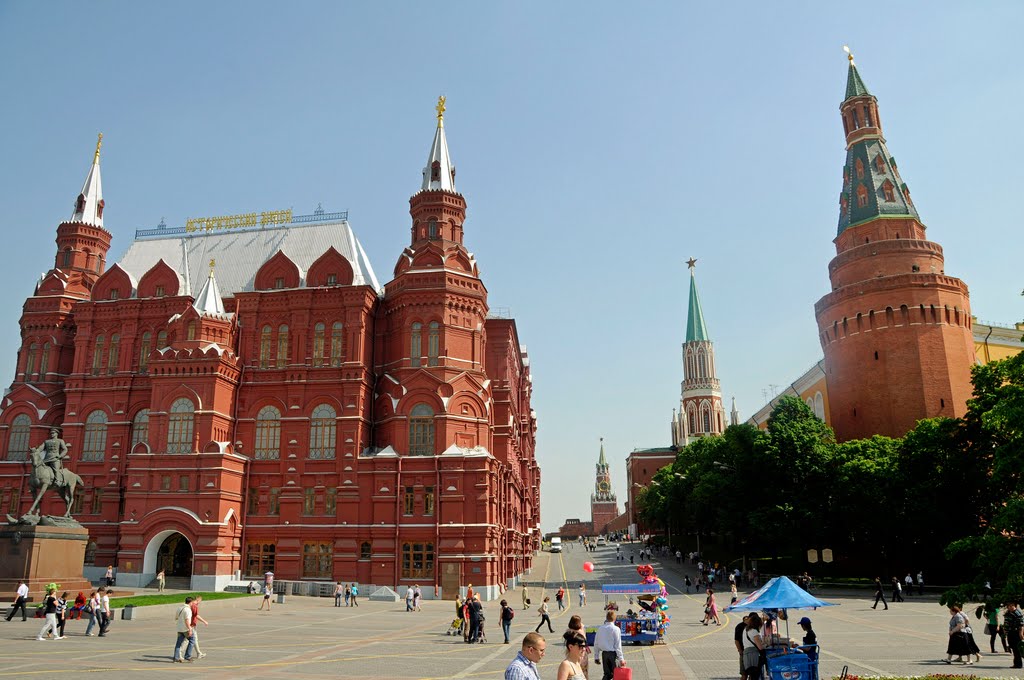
left=814, top=50, right=976, bottom=442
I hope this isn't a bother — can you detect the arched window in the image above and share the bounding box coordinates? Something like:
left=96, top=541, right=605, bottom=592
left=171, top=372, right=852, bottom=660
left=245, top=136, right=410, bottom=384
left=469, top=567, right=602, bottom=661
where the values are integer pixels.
left=82, top=410, right=108, bottom=461
left=92, top=336, right=105, bottom=376
left=309, top=404, right=337, bottom=460
left=39, top=342, right=50, bottom=378
left=259, top=325, right=272, bottom=368
left=62, top=248, right=72, bottom=269
left=7, top=414, right=31, bottom=461
left=254, top=405, right=281, bottom=460
left=312, top=323, right=326, bottom=367
left=687, top=404, right=697, bottom=433
left=427, top=322, right=440, bottom=366
left=186, top=321, right=196, bottom=341
left=107, top=334, right=120, bottom=374
left=410, top=323, right=422, bottom=367
left=139, top=332, right=152, bottom=372
left=131, top=409, right=150, bottom=449
left=701, top=403, right=712, bottom=434
left=276, top=325, right=289, bottom=368
left=814, top=392, right=825, bottom=420
left=330, top=322, right=343, bottom=366
left=167, top=398, right=195, bottom=454
left=360, top=541, right=372, bottom=559
left=157, top=330, right=168, bottom=349
left=408, top=403, right=434, bottom=455
left=25, top=343, right=38, bottom=379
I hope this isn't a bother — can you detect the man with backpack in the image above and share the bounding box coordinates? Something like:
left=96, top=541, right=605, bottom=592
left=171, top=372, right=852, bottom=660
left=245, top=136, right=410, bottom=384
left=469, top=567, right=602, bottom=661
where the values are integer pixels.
left=500, top=599, right=515, bottom=644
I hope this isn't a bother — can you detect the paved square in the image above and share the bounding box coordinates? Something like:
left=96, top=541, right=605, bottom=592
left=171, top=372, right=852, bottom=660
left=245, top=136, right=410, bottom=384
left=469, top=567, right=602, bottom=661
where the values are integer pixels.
left=0, top=546, right=1018, bottom=678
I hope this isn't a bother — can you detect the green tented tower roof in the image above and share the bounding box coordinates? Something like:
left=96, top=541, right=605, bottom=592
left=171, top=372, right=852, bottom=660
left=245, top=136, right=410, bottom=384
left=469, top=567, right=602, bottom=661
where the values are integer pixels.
left=686, top=269, right=710, bottom=343
left=845, top=62, right=871, bottom=100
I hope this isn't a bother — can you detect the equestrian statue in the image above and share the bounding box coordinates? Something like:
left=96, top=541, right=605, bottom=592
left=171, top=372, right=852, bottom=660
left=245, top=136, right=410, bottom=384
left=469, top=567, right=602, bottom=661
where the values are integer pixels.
left=11, top=428, right=84, bottom=524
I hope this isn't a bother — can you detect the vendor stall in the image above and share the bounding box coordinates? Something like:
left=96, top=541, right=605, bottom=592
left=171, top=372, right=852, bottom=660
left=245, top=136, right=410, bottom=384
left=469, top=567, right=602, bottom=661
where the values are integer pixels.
left=725, top=575, right=837, bottom=680
left=599, top=583, right=664, bottom=645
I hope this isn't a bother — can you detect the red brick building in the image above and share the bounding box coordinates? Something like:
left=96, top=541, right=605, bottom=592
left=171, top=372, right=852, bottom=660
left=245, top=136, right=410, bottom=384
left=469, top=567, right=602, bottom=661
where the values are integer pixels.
left=0, top=104, right=541, bottom=598
left=590, top=440, right=618, bottom=535
left=814, top=55, right=976, bottom=441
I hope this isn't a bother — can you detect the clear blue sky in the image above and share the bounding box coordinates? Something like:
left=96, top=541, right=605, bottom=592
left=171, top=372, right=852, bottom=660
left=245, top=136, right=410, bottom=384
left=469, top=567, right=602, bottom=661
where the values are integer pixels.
left=1, top=2, right=1021, bottom=532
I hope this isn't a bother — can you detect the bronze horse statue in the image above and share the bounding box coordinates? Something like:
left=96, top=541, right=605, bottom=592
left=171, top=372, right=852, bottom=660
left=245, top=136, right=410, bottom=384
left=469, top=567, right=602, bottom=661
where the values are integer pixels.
left=25, top=440, right=83, bottom=518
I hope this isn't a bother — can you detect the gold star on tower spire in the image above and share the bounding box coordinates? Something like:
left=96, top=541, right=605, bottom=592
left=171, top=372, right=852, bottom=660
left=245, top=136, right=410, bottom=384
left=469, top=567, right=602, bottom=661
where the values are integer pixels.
left=436, top=95, right=446, bottom=128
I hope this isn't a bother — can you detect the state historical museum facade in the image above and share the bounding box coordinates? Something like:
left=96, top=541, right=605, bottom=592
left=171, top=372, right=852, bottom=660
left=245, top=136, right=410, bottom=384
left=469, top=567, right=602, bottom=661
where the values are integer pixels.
left=0, top=105, right=541, bottom=598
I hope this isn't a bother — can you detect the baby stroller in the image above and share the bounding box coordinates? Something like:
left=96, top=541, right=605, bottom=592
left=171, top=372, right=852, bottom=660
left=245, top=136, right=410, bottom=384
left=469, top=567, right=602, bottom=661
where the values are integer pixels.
left=445, top=617, right=464, bottom=636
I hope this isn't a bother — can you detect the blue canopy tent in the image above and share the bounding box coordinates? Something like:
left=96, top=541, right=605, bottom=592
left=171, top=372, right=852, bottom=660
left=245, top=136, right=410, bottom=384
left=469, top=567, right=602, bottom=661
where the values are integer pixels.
left=725, top=575, right=837, bottom=612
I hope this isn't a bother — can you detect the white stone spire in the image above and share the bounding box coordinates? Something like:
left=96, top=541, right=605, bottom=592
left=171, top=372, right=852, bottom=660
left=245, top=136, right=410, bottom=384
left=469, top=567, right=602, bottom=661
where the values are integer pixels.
left=421, top=96, right=456, bottom=192
left=192, top=260, right=225, bottom=315
left=731, top=397, right=740, bottom=426
left=71, top=133, right=105, bottom=228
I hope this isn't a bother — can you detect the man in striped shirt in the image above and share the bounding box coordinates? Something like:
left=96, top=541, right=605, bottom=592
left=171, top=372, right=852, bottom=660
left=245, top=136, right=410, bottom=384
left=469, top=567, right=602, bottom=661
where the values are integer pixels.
left=505, top=632, right=545, bottom=680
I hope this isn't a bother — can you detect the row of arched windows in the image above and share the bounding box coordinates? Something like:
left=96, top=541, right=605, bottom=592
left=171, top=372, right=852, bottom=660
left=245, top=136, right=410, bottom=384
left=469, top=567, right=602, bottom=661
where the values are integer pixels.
left=684, top=346, right=714, bottom=381
left=89, top=330, right=169, bottom=375
left=410, top=322, right=440, bottom=367
left=22, top=342, right=51, bottom=381
left=805, top=392, right=826, bottom=420
left=259, top=322, right=344, bottom=369
left=253, top=404, right=338, bottom=460
left=685, top=400, right=722, bottom=435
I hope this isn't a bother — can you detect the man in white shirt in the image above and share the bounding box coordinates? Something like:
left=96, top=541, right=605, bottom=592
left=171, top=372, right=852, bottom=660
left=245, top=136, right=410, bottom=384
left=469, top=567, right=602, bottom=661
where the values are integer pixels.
left=98, top=589, right=112, bottom=636
left=593, top=610, right=625, bottom=680
left=5, top=581, right=29, bottom=622
left=173, top=596, right=196, bottom=662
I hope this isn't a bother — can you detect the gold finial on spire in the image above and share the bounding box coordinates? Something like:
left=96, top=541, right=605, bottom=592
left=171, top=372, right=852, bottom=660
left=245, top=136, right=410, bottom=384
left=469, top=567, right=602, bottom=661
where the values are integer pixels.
left=435, top=95, right=446, bottom=128
left=209, top=258, right=216, bottom=275
left=843, top=45, right=854, bottom=66
left=93, top=132, right=103, bottom=163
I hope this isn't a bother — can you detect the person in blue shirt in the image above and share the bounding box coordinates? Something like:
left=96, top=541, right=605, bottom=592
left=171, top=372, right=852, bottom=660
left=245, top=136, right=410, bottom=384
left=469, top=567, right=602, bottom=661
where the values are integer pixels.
left=505, top=632, right=545, bottom=680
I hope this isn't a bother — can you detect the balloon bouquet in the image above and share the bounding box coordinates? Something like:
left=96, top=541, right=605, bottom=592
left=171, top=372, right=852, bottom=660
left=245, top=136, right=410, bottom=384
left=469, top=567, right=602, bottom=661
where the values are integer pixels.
left=635, top=564, right=670, bottom=642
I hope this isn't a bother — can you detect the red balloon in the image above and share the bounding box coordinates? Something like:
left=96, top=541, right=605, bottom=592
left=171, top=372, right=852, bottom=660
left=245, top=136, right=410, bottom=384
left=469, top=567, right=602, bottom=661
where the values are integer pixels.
left=583, top=562, right=595, bottom=573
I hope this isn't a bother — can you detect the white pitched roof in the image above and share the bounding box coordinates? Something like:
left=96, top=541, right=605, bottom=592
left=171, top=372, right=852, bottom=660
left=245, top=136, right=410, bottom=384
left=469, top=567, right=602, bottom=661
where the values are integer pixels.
left=114, top=218, right=380, bottom=297
left=192, top=271, right=226, bottom=315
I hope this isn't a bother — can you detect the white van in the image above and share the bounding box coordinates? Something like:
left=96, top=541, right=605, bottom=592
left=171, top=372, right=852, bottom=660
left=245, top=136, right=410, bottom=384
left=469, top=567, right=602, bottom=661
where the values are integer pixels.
left=550, top=537, right=562, bottom=553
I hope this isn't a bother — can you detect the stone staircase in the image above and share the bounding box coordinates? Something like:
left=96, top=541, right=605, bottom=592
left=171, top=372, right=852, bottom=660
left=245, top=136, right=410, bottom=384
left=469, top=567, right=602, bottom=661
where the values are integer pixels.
left=144, top=576, right=191, bottom=591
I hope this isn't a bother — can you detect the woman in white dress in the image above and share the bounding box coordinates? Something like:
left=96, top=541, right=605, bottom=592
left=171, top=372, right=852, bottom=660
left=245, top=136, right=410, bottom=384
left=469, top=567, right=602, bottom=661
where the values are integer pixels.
left=557, top=631, right=589, bottom=680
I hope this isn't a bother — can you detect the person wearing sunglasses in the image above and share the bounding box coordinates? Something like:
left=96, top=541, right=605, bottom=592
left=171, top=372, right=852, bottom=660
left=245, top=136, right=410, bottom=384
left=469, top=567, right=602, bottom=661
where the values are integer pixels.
left=557, top=631, right=588, bottom=680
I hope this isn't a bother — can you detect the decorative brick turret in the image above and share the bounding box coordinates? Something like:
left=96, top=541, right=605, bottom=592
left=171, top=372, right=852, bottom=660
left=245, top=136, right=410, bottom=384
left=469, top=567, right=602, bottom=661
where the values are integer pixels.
left=814, top=52, right=976, bottom=442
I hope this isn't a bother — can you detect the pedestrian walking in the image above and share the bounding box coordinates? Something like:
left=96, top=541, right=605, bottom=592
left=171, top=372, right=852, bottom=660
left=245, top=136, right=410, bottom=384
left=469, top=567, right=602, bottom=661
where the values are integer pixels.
left=350, top=583, right=359, bottom=606
left=535, top=597, right=554, bottom=633
left=741, top=612, right=766, bottom=680
left=734, top=613, right=751, bottom=677
left=1004, top=601, right=1023, bottom=668
left=684, top=575, right=691, bottom=593
left=555, top=586, right=565, bottom=611
left=943, top=604, right=974, bottom=665
left=413, top=584, right=422, bottom=611
left=871, top=577, right=888, bottom=610
left=84, top=590, right=101, bottom=636
left=504, top=632, right=545, bottom=680
left=5, top=580, right=29, bottom=622
left=904, top=573, right=914, bottom=597
left=593, top=610, right=625, bottom=680
left=702, top=588, right=721, bottom=625
left=522, top=584, right=530, bottom=611
left=173, top=596, right=196, bottom=662
left=344, top=583, right=351, bottom=607
left=917, top=570, right=925, bottom=596
left=985, top=605, right=1010, bottom=653
left=56, top=591, right=68, bottom=638
left=36, top=587, right=62, bottom=641
left=189, top=595, right=209, bottom=659
left=891, top=576, right=904, bottom=602
left=730, top=582, right=738, bottom=605
left=104, top=566, right=114, bottom=587
left=157, top=569, right=165, bottom=593
left=578, top=583, right=586, bottom=607
left=500, top=599, right=515, bottom=644
left=98, top=589, right=112, bottom=636
left=335, top=581, right=345, bottom=607
left=258, top=582, right=272, bottom=611
left=405, top=586, right=415, bottom=612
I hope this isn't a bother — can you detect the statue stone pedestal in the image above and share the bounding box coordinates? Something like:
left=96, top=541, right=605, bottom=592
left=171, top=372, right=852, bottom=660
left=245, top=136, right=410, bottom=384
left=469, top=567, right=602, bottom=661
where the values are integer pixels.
left=0, top=524, right=93, bottom=600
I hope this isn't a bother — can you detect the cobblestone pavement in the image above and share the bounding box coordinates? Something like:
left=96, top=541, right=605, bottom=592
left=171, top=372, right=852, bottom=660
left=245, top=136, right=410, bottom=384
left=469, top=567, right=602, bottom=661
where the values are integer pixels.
left=0, top=545, right=1019, bottom=678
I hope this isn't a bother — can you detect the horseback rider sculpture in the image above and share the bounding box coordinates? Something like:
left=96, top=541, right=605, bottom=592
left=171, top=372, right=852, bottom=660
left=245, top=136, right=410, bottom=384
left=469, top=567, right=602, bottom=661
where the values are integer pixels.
left=38, top=428, right=69, bottom=487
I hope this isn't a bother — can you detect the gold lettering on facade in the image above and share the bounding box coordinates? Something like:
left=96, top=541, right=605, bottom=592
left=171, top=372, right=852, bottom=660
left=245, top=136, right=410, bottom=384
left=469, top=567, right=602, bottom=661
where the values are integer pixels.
left=184, top=210, right=289, bottom=233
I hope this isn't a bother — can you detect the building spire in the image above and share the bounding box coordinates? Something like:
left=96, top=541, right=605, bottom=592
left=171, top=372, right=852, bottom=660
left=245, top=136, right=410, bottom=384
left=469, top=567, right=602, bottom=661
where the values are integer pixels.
left=421, top=96, right=456, bottom=192
left=192, top=260, right=225, bottom=315
left=598, top=437, right=607, bottom=467
left=685, top=259, right=710, bottom=342
left=71, top=133, right=105, bottom=228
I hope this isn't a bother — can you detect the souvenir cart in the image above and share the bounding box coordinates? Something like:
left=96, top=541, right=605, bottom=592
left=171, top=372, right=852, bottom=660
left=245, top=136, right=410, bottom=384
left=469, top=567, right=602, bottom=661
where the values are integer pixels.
left=598, top=583, right=664, bottom=645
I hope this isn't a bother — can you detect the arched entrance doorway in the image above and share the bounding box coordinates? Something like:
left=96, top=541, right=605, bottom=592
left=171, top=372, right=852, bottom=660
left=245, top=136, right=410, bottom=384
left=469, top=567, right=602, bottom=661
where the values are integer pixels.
left=156, top=533, right=193, bottom=578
